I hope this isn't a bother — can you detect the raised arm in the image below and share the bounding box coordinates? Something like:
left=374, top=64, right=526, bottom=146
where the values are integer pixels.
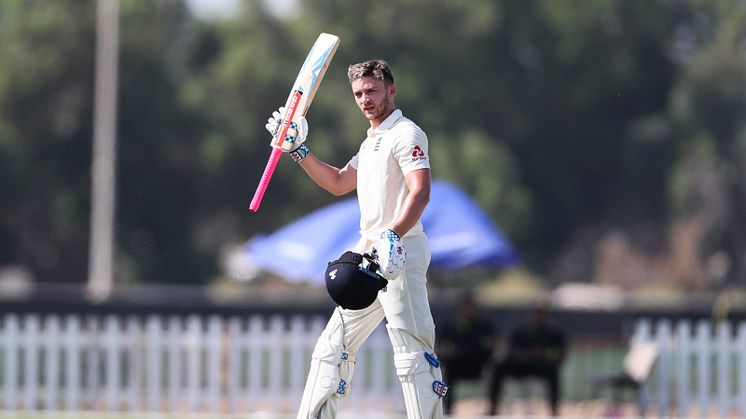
left=265, top=108, right=356, bottom=196
left=298, top=154, right=357, bottom=196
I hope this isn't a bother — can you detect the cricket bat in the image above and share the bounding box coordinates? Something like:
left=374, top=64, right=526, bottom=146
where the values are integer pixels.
left=249, top=33, right=340, bottom=212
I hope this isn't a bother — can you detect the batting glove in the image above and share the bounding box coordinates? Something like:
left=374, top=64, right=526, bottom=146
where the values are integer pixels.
left=372, top=229, right=406, bottom=280
left=265, top=106, right=309, bottom=161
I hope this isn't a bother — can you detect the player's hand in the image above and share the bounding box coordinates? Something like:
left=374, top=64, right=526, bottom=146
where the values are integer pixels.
left=265, top=106, right=308, bottom=151
left=372, top=229, right=406, bottom=280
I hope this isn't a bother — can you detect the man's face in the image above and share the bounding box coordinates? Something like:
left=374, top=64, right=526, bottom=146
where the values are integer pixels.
left=350, top=76, right=396, bottom=127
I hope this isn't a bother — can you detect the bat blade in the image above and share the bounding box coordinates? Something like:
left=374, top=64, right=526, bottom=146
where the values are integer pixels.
left=249, top=33, right=340, bottom=212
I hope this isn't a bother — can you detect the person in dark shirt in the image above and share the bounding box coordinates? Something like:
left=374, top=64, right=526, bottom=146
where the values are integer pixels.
left=437, top=292, right=497, bottom=415
left=488, top=302, right=566, bottom=416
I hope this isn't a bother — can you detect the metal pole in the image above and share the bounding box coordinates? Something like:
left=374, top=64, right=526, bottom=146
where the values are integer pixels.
left=87, top=0, right=119, bottom=302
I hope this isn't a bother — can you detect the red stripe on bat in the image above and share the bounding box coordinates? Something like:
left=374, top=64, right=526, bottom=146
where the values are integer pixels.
left=272, top=90, right=303, bottom=148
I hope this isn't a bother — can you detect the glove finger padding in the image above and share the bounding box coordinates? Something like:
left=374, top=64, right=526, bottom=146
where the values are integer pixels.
left=372, top=230, right=406, bottom=280
left=265, top=106, right=285, bottom=137
left=264, top=106, right=309, bottom=152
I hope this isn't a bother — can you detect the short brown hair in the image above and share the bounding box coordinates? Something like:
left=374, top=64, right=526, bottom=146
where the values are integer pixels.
left=347, top=59, right=394, bottom=86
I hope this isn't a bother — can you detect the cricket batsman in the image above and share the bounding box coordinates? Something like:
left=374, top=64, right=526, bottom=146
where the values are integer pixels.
left=265, top=59, right=446, bottom=419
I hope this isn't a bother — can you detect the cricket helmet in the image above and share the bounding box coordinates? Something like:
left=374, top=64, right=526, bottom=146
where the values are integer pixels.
left=325, top=251, right=388, bottom=310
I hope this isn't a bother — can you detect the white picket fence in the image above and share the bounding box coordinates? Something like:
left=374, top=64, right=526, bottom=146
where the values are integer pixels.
left=634, top=318, right=746, bottom=417
left=0, top=313, right=403, bottom=414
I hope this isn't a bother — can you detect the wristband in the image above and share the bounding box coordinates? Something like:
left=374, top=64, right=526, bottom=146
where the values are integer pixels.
left=289, top=144, right=310, bottom=163
left=381, top=229, right=401, bottom=241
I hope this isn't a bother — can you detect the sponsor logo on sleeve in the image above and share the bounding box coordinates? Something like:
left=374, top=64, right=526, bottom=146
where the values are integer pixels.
left=411, top=145, right=426, bottom=162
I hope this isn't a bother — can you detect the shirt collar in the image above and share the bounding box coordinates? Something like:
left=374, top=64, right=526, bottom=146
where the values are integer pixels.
left=367, top=109, right=402, bottom=137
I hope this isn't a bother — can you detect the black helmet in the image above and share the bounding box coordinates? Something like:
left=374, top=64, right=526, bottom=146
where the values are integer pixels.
left=325, top=251, right=388, bottom=310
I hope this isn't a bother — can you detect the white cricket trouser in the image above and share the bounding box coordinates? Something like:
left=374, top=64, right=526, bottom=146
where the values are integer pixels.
left=295, top=234, right=444, bottom=419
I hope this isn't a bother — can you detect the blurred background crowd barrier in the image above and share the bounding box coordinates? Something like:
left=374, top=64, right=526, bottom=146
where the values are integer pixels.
left=2, top=300, right=746, bottom=416
left=633, top=318, right=746, bottom=417
left=0, top=312, right=402, bottom=414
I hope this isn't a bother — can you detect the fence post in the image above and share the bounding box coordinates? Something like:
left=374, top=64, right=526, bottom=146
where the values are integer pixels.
left=145, top=315, right=162, bottom=411
left=655, top=319, right=672, bottom=415
left=23, top=314, right=40, bottom=410
left=226, top=316, right=242, bottom=413
left=124, top=316, right=142, bottom=410
left=675, top=320, right=692, bottom=417
left=103, top=315, right=121, bottom=411
left=186, top=315, right=201, bottom=412
left=206, top=315, right=222, bottom=413
left=3, top=314, right=19, bottom=410
left=715, top=321, right=732, bottom=415
left=695, top=320, right=712, bottom=416
left=268, top=316, right=284, bottom=410
left=738, top=322, right=746, bottom=416
left=43, top=315, right=62, bottom=410
left=63, top=315, right=81, bottom=411
left=85, top=315, right=100, bottom=409
left=247, top=316, right=263, bottom=411
left=632, top=319, right=652, bottom=415
left=167, top=316, right=182, bottom=412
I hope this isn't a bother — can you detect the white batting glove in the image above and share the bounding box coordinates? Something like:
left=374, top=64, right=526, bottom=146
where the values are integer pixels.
left=265, top=106, right=309, bottom=161
left=372, top=229, right=406, bottom=280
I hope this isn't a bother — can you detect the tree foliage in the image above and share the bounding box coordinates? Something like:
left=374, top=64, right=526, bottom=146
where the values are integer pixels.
left=1, top=0, right=745, bottom=288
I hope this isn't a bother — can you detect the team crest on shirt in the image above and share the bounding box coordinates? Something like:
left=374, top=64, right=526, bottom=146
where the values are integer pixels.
left=410, top=145, right=426, bottom=162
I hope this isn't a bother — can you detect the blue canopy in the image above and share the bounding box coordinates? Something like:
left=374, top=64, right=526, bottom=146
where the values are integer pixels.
left=243, top=179, right=520, bottom=284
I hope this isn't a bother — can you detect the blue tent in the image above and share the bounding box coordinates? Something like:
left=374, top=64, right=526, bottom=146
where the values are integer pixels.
left=243, top=180, right=520, bottom=284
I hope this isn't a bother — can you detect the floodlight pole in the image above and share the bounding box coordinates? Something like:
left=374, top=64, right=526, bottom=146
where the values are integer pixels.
left=87, top=0, right=120, bottom=302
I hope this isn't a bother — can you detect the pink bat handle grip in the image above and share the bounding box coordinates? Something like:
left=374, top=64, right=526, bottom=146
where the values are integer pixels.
left=249, top=147, right=282, bottom=212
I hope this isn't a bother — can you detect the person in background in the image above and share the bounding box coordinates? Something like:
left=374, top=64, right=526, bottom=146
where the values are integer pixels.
left=437, top=292, right=497, bottom=415
left=488, top=301, right=567, bottom=416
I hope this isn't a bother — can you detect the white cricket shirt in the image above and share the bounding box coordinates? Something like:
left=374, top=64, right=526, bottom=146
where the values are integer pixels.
left=348, top=109, right=430, bottom=241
